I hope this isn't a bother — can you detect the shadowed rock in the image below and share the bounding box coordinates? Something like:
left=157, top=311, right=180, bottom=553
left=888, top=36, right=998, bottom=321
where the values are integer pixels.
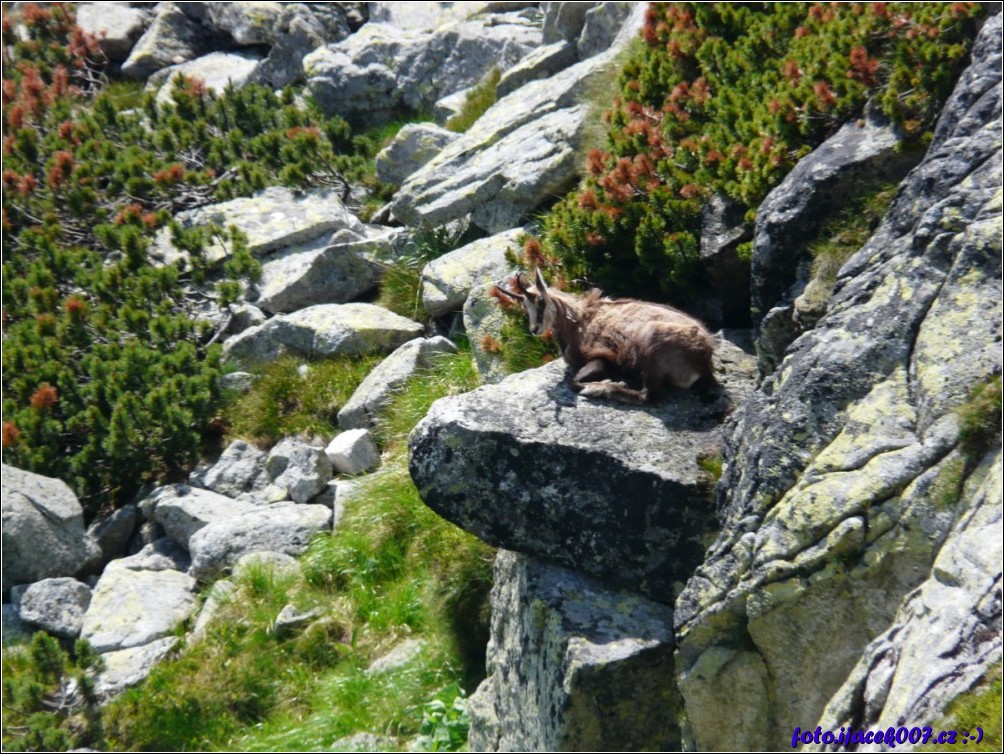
left=409, top=335, right=757, bottom=603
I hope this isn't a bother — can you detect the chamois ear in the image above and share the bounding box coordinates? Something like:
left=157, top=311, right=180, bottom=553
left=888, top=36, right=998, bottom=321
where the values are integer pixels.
left=514, top=272, right=532, bottom=296
left=534, top=268, right=549, bottom=297
left=495, top=279, right=523, bottom=301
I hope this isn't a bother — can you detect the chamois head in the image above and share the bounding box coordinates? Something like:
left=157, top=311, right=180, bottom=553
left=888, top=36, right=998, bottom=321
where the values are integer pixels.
left=498, top=268, right=555, bottom=336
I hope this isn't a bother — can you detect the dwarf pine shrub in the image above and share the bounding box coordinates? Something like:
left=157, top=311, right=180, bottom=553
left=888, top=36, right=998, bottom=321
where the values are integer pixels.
left=0, top=5, right=391, bottom=514
left=539, top=2, right=985, bottom=301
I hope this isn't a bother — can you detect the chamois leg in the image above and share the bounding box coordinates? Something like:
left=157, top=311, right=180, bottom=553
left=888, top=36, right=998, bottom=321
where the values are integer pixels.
left=570, top=359, right=614, bottom=391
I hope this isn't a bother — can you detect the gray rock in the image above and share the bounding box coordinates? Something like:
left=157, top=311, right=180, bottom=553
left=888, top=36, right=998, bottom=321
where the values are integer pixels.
left=390, top=5, right=645, bottom=233
left=541, top=2, right=595, bottom=44
left=151, top=187, right=365, bottom=268
left=75, top=3, right=149, bottom=61
left=463, top=282, right=510, bottom=385
left=432, top=87, right=471, bottom=125
left=220, top=371, right=256, bottom=392
left=699, top=193, right=753, bottom=327
left=366, top=638, right=425, bottom=675
left=329, top=732, right=398, bottom=752
left=577, top=1, right=636, bottom=59
left=115, top=538, right=191, bottom=573
left=2, top=464, right=101, bottom=597
left=190, top=439, right=269, bottom=499
left=815, top=450, right=1002, bottom=744
left=95, top=637, right=179, bottom=701
left=149, top=51, right=263, bottom=107
left=188, top=502, right=332, bottom=580
left=374, top=123, right=460, bottom=185
left=469, top=551, right=680, bottom=751
left=368, top=2, right=535, bottom=31
left=675, top=17, right=1002, bottom=750
left=325, top=430, right=381, bottom=476
left=121, top=2, right=210, bottom=79
left=254, top=234, right=383, bottom=314
left=141, top=484, right=253, bottom=549
left=338, top=336, right=457, bottom=430
left=2, top=604, right=32, bottom=645
left=421, top=229, right=523, bottom=317
left=303, top=18, right=539, bottom=124
left=80, top=563, right=197, bottom=652
left=409, top=335, right=758, bottom=603
left=250, top=4, right=351, bottom=89
left=232, top=551, right=302, bottom=580
left=750, top=111, right=921, bottom=341
left=190, top=579, right=236, bottom=640
left=19, top=578, right=92, bottom=640
left=205, top=1, right=284, bottom=46
left=267, top=438, right=334, bottom=504
left=496, top=41, right=579, bottom=98
left=87, top=505, right=138, bottom=563
left=226, top=304, right=267, bottom=335
left=274, top=603, right=320, bottom=635
left=223, top=303, right=424, bottom=366
left=127, top=520, right=166, bottom=556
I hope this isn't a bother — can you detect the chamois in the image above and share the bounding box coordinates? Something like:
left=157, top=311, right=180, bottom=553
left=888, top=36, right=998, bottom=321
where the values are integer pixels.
left=499, top=269, right=716, bottom=404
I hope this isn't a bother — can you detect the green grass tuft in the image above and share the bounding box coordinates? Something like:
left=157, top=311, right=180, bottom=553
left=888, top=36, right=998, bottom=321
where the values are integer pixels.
left=957, top=375, right=1003, bottom=460
left=445, top=68, right=501, bottom=133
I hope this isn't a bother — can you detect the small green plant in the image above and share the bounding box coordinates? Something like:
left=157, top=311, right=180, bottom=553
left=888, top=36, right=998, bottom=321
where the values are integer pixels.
left=446, top=68, right=501, bottom=133
left=2, top=634, right=104, bottom=752
left=412, top=683, right=471, bottom=752
left=957, top=375, right=1002, bottom=460
left=918, top=664, right=1002, bottom=753
left=930, top=453, right=967, bottom=510
left=376, top=222, right=480, bottom=322
left=807, top=182, right=899, bottom=288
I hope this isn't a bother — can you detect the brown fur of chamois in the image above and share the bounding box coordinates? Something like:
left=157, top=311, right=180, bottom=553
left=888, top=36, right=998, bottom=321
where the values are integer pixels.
left=498, top=269, right=717, bottom=405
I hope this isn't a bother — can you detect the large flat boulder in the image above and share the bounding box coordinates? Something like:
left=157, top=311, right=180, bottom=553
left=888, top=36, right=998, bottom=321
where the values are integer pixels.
left=151, top=187, right=365, bottom=268
left=223, top=303, right=424, bottom=365
left=80, top=563, right=197, bottom=652
left=409, top=335, right=757, bottom=603
left=1, top=465, right=101, bottom=597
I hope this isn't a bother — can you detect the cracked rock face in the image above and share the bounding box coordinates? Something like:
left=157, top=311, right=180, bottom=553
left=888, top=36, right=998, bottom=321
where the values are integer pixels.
left=675, top=15, right=1002, bottom=751
left=409, top=335, right=757, bottom=603
left=469, top=550, right=680, bottom=752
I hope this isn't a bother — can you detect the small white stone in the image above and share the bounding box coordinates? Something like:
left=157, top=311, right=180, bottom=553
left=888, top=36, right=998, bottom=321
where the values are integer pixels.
left=325, top=430, right=381, bottom=476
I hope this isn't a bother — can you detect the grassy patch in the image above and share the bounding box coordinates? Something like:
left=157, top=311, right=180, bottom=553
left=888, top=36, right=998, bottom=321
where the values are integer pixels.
left=807, top=182, right=899, bottom=288
left=498, top=307, right=560, bottom=375
left=445, top=68, right=501, bottom=133
left=101, top=344, right=492, bottom=752
left=220, top=355, right=381, bottom=447
left=957, top=375, right=1003, bottom=459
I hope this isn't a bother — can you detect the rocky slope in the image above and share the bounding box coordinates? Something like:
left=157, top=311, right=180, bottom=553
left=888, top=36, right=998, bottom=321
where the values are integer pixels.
left=3, top=3, right=1000, bottom=751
